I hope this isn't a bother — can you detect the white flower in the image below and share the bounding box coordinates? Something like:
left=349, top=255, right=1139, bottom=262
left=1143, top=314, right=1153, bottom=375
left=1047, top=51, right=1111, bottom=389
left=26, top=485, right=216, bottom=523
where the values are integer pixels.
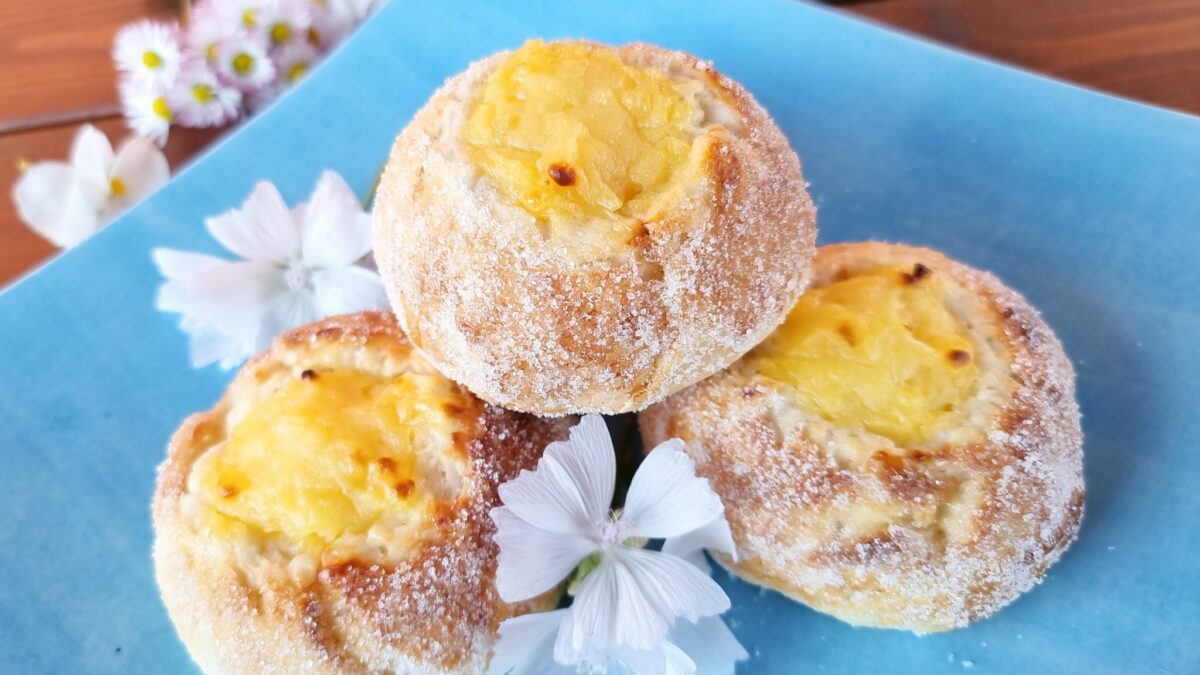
left=307, top=0, right=354, bottom=49
left=185, top=3, right=234, bottom=65
left=258, top=0, right=312, bottom=47
left=120, top=79, right=174, bottom=145
left=216, top=0, right=267, bottom=32
left=245, top=41, right=318, bottom=113
left=12, top=124, right=169, bottom=248
left=154, top=170, right=387, bottom=368
left=489, top=415, right=742, bottom=674
left=172, top=64, right=242, bottom=127
left=274, top=40, right=319, bottom=85
left=327, top=0, right=383, bottom=25
left=214, top=32, right=276, bottom=91
left=113, top=20, right=182, bottom=88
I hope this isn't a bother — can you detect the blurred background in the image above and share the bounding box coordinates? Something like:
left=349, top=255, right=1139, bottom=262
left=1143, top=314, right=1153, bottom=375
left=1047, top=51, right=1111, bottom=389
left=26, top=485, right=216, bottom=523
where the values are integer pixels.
left=2, top=0, right=1198, bottom=287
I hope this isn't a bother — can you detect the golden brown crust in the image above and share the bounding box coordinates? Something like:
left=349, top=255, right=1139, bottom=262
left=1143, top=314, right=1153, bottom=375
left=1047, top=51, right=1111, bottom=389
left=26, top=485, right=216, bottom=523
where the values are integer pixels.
left=639, top=243, right=1085, bottom=633
left=153, top=312, right=572, bottom=674
left=373, top=40, right=817, bottom=415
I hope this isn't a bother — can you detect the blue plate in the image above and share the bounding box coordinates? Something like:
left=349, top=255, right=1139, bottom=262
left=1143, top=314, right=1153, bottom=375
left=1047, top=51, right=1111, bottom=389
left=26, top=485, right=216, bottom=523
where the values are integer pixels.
left=2, top=1, right=1197, bottom=673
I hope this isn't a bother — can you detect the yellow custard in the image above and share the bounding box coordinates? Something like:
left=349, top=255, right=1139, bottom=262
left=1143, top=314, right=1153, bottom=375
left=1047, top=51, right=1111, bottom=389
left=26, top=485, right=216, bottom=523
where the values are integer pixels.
left=751, top=265, right=980, bottom=447
left=195, top=369, right=465, bottom=549
left=464, top=40, right=702, bottom=232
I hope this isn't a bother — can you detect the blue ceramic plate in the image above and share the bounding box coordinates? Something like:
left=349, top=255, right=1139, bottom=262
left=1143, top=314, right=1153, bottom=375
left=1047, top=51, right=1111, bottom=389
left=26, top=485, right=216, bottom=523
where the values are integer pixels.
left=2, top=1, right=1197, bottom=673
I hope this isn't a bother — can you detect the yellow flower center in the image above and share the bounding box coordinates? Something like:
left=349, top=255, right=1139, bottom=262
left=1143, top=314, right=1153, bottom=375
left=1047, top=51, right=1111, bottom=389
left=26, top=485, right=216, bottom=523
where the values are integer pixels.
left=110, top=177, right=127, bottom=197
left=307, top=27, right=321, bottom=45
left=205, top=42, right=218, bottom=64
left=152, top=96, right=172, bottom=121
left=232, top=52, right=254, bottom=76
left=287, top=62, right=308, bottom=83
left=142, top=50, right=162, bottom=69
left=270, top=23, right=291, bottom=44
left=242, top=9, right=257, bottom=28
left=192, top=83, right=215, bottom=103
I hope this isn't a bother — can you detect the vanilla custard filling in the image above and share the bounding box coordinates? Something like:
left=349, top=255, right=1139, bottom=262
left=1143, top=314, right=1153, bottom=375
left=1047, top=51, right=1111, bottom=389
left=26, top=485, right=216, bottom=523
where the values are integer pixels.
left=464, top=40, right=710, bottom=240
left=191, top=369, right=466, bottom=555
left=751, top=265, right=984, bottom=448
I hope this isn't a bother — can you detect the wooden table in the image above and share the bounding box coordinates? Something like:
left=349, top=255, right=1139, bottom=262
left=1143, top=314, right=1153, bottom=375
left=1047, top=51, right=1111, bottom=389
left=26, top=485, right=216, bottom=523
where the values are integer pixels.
left=2, top=0, right=1198, bottom=287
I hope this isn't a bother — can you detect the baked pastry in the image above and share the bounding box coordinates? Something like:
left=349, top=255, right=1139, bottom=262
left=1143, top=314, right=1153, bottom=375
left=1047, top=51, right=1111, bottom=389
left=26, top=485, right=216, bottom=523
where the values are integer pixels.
left=373, top=39, right=817, bottom=415
left=640, top=242, right=1084, bottom=633
left=153, top=312, right=570, bottom=673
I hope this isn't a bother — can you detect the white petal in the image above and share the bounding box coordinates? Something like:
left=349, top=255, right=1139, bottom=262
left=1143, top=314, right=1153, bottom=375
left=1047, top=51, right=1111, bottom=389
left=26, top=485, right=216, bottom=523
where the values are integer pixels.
left=206, top=181, right=300, bottom=261
left=571, top=548, right=730, bottom=652
left=311, top=266, right=388, bottom=316
left=161, top=259, right=278, bottom=326
left=499, top=414, right=615, bottom=537
left=153, top=249, right=233, bottom=313
left=550, top=613, right=697, bottom=675
left=69, top=124, right=115, bottom=207
left=255, top=290, right=321, bottom=351
left=667, top=617, right=748, bottom=675
left=552, top=609, right=607, bottom=669
left=486, top=610, right=575, bottom=675
left=490, top=507, right=596, bottom=603
left=661, top=516, right=737, bottom=570
left=110, top=136, right=170, bottom=211
left=152, top=248, right=227, bottom=281
left=188, top=324, right=253, bottom=369
left=152, top=249, right=270, bottom=371
left=11, top=162, right=101, bottom=247
left=622, top=439, right=724, bottom=541
left=300, top=170, right=372, bottom=267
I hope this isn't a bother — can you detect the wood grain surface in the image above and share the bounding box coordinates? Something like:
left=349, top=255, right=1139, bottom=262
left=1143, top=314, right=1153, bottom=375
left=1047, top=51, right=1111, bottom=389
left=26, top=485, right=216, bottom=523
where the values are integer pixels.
left=2, top=0, right=1198, bottom=287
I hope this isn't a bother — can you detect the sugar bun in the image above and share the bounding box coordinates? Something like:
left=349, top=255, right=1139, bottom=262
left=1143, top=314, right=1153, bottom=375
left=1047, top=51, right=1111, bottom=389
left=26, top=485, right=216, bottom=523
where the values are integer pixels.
left=153, top=312, right=569, bottom=673
left=640, top=242, right=1084, bottom=632
left=373, top=39, right=817, bottom=414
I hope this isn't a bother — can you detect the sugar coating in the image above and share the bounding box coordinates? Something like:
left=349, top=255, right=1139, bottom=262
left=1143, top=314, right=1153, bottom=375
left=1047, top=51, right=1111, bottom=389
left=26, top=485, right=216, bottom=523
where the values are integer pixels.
left=372, top=41, right=818, bottom=415
left=640, top=243, right=1085, bottom=633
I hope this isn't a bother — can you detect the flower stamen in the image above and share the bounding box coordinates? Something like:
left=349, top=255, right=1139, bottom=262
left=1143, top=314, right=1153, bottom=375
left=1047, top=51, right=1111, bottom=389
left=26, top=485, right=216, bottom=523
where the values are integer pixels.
left=192, top=83, right=215, bottom=104
left=284, top=260, right=313, bottom=291
left=232, top=53, right=255, bottom=76
left=152, top=97, right=173, bottom=121
left=287, top=63, right=308, bottom=83
left=270, top=23, right=292, bottom=44
left=142, top=50, right=162, bottom=69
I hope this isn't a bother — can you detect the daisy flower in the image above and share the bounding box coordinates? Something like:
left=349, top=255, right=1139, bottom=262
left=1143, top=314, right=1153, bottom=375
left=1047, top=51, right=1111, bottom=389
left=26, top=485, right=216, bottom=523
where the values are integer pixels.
left=172, top=64, right=242, bottom=128
left=113, top=20, right=182, bottom=88
left=488, top=415, right=745, bottom=673
left=246, top=41, right=319, bottom=113
left=12, top=124, right=169, bottom=248
left=258, top=0, right=312, bottom=47
left=217, top=0, right=267, bottom=32
left=120, top=79, right=174, bottom=145
left=214, top=32, right=277, bottom=91
left=307, top=0, right=354, bottom=49
left=274, top=40, right=319, bottom=85
left=154, top=170, right=387, bottom=369
left=184, top=2, right=234, bottom=65
left=327, top=0, right=383, bottom=25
